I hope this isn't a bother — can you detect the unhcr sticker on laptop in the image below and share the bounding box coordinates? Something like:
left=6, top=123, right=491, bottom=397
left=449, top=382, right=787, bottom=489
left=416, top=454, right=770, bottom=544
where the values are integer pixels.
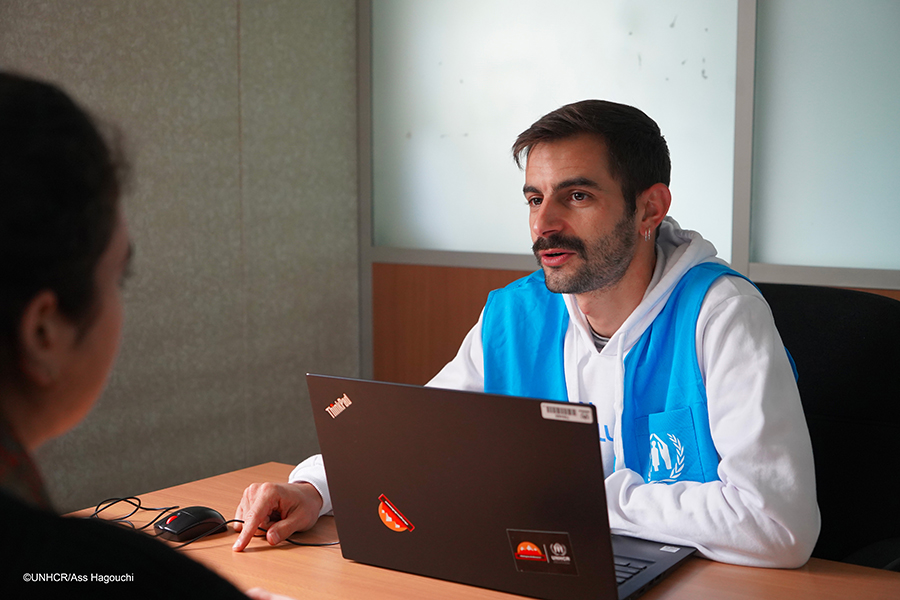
left=507, top=529, right=578, bottom=575
left=540, top=402, right=593, bottom=425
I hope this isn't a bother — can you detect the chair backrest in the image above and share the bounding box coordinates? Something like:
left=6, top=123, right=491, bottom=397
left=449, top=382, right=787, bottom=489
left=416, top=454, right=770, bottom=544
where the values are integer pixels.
left=756, top=283, right=900, bottom=563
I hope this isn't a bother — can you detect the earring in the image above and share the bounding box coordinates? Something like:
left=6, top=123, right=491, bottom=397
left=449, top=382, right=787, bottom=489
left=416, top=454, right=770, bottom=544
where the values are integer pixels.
left=643, top=228, right=652, bottom=242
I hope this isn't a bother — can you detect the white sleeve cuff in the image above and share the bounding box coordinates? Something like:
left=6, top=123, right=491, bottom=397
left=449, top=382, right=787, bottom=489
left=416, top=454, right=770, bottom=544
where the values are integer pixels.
left=288, top=454, right=333, bottom=517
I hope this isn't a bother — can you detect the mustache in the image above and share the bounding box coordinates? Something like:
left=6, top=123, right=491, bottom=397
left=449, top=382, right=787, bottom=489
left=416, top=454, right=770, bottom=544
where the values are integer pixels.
left=532, top=234, right=586, bottom=256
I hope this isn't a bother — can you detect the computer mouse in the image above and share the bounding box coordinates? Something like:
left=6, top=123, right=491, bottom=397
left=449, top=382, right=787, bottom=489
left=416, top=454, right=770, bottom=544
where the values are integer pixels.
left=155, top=506, right=227, bottom=542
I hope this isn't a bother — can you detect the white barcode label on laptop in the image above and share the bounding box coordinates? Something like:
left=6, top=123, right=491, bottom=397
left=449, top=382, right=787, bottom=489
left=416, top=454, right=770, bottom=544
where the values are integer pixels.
left=540, top=402, right=594, bottom=424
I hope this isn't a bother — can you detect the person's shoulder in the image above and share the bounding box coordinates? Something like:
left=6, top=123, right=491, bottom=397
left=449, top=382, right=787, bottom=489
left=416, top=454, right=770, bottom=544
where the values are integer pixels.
left=696, top=268, right=773, bottom=328
left=676, top=261, right=762, bottom=302
left=708, top=271, right=765, bottom=302
left=3, top=492, right=247, bottom=598
left=500, top=269, right=544, bottom=291
left=486, top=270, right=560, bottom=312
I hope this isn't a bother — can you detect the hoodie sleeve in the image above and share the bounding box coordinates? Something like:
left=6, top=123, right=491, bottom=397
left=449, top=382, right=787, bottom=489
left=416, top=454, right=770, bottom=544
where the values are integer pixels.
left=426, top=311, right=486, bottom=391
left=289, top=454, right=334, bottom=517
left=605, top=276, right=821, bottom=567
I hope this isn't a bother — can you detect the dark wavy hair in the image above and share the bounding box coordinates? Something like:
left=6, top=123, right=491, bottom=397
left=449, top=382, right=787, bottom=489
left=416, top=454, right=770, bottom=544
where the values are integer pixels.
left=512, top=100, right=671, bottom=215
left=0, top=71, right=124, bottom=375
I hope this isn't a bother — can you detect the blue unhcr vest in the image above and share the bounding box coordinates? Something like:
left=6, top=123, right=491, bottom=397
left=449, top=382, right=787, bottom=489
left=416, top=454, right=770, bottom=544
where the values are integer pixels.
left=482, top=262, right=754, bottom=485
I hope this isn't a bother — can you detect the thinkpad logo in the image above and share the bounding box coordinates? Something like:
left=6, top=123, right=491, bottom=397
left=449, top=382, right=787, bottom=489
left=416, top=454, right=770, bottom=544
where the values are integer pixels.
left=325, top=394, right=352, bottom=419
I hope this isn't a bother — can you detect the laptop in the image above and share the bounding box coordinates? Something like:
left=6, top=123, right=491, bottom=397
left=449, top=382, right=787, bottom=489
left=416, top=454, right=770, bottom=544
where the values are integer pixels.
left=306, top=374, right=695, bottom=600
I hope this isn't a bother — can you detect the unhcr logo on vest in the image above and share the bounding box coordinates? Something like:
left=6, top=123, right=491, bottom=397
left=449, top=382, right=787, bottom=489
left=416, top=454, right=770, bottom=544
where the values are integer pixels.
left=648, top=433, right=685, bottom=483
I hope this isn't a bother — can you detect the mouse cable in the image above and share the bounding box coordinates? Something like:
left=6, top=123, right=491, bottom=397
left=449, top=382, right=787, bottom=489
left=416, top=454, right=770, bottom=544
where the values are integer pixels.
left=89, top=496, right=179, bottom=531
left=85, top=496, right=179, bottom=532
left=85, top=498, right=340, bottom=549
left=254, top=523, right=341, bottom=548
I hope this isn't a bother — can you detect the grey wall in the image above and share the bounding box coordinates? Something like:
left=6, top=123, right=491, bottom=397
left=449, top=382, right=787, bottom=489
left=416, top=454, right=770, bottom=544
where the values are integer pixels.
left=0, top=0, right=359, bottom=513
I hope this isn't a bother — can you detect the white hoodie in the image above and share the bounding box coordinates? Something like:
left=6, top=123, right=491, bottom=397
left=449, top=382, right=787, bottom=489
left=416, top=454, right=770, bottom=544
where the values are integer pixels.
left=293, top=217, right=820, bottom=568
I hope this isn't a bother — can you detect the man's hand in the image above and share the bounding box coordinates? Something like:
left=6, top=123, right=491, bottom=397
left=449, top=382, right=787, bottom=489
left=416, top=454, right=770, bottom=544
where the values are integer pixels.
left=232, top=481, right=323, bottom=552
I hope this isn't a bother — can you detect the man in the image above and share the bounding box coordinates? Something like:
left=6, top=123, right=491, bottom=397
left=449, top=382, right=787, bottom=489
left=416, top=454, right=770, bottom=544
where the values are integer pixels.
left=234, top=100, right=820, bottom=568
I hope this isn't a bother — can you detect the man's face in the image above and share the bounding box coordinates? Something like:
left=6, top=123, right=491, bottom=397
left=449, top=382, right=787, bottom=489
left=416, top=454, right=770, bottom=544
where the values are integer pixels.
left=524, top=134, right=638, bottom=294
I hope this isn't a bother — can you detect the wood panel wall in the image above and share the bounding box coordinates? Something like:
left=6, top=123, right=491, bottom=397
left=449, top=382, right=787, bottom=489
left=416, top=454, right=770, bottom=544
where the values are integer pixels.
left=372, top=263, right=900, bottom=386
left=372, top=263, right=531, bottom=385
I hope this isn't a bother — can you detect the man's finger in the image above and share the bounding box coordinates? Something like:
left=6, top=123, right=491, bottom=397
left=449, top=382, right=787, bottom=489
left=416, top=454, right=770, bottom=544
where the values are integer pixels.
left=233, top=484, right=260, bottom=532
left=233, top=498, right=272, bottom=551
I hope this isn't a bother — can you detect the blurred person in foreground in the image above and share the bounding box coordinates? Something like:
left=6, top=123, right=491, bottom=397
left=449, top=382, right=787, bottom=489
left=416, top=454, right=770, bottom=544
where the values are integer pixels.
left=0, top=70, right=292, bottom=600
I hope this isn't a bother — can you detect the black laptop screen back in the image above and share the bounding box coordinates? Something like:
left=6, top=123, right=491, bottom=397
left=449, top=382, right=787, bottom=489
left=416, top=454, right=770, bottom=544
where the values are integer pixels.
left=307, top=375, right=620, bottom=600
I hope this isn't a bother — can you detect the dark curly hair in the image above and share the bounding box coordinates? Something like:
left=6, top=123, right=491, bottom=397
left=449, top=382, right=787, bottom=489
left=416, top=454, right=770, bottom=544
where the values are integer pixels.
left=0, top=71, right=124, bottom=376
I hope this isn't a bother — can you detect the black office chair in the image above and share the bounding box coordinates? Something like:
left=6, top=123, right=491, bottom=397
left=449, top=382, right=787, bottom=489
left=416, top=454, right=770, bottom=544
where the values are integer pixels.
left=756, top=283, right=900, bottom=570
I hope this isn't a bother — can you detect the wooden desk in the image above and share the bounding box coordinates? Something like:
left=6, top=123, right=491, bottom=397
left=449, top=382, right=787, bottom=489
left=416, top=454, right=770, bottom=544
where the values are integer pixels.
left=75, top=462, right=900, bottom=599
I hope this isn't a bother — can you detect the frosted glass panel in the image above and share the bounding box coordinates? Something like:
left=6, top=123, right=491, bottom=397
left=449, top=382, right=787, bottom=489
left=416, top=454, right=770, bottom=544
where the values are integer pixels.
left=752, top=0, right=900, bottom=269
left=372, top=0, right=738, bottom=262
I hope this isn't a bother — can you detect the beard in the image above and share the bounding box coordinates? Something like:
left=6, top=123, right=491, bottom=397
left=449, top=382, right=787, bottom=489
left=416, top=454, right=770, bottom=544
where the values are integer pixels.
left=532, top=211, right=638, bottom=294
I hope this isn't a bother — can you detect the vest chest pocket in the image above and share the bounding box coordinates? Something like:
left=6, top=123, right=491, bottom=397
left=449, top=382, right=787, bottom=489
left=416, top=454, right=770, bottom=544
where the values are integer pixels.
left=634, top=406, right=710, bottom=484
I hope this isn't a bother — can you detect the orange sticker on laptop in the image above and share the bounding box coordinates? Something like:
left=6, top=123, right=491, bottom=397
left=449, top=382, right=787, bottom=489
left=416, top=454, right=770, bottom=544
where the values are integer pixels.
left=378, top=494, right=415, bottom=532
left=514, top=541, right=546, bottom=561
left=508, top=529, right=578, bottom=575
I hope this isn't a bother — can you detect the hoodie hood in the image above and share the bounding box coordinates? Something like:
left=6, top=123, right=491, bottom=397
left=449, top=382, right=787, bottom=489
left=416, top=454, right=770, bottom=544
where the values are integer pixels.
left=564, top=216, right=723, bottom=357
left=617, top=216, right=723, bottom=352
